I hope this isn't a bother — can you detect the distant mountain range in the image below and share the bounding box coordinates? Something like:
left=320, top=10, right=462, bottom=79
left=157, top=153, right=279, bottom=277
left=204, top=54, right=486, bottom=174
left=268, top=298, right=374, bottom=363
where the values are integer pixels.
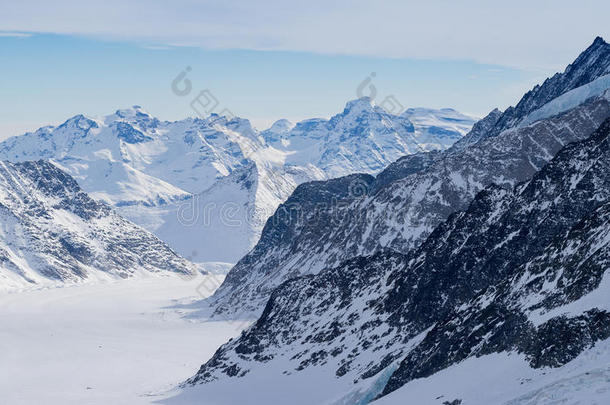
left=0, top=100, right=476, bottom=264
left=178, top=37, right=610, bottom=404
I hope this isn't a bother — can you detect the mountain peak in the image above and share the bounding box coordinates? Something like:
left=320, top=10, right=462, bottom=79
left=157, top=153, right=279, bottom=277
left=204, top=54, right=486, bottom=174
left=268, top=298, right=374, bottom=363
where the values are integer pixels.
left=114, top=105, right=152, bottom=120
left=566, top=36, right=610, bottom=74
left=454, top=37, right=610, bottom=149
left=57, top=114, right=99, bottom=132
left=342, top=97, right=375, bottom=115
left=267, top=119, right=294, bottom=134
left=207, top=112, right=244, bottom=125
left=592, top=36, right=607, bottom=47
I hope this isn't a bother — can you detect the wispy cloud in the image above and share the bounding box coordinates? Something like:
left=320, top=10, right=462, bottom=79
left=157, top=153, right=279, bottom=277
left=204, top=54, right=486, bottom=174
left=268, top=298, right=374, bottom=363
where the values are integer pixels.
left=141, top=45, right=174, bottom=51
left=0, top=31, right=32, bottom=38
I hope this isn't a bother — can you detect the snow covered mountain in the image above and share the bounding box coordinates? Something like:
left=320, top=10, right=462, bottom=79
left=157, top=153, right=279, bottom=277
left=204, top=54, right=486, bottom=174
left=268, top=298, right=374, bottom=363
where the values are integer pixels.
left=210, top=37, right=610, bottom=317
left=185, top=115, right=610, bottom=405
left=0, top=101, right=475, bottom=264
left=152, top=162, right=315, bottom=264
left=0, top=160, right=196, bottom=292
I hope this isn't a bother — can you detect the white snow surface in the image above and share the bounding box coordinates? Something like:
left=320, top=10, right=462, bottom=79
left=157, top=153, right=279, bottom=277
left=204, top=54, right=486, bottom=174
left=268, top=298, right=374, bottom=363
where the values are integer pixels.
left=376, top=339, right=610, bottom=405
left=0, top=274, right=247, bottom=405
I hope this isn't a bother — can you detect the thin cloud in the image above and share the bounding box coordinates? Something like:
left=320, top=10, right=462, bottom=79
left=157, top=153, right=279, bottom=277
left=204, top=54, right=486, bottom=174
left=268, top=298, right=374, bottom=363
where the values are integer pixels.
left=141, top=45, right=174, bottom=51
left=0, top=31, right=32, bottom=38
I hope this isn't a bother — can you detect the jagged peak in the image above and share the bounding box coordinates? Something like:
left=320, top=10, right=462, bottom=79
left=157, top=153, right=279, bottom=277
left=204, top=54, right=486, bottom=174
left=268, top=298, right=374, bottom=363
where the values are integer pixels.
left=566, top=36, right=610, bottom=71
left=57, top=114, right=99, bottom=131
left=476, top=36, right=610, bottom=140
left=486, top=107, right=502, bottom=117
left=465, top=107, right=501, bottom=129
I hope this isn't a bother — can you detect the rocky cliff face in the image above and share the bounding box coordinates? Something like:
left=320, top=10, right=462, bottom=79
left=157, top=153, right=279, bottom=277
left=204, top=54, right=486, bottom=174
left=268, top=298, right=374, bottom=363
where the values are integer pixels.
left=382, top=116, right=610, bottom=396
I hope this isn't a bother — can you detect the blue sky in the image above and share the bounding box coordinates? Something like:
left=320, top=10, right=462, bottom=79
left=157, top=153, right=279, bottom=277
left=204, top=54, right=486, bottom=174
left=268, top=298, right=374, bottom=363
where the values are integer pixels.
left=1, top=0, right=609, bottom=138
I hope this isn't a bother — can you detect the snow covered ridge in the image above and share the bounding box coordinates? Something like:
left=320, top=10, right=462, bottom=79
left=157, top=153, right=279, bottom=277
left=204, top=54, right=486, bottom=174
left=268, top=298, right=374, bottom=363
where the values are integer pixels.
left=0, top=100, right=476, bottom=264
left=186, top=117, right=610, bottom=404
left=451, top=35, right=610, bottom=152
left=0, top=160, right=196, bottom=292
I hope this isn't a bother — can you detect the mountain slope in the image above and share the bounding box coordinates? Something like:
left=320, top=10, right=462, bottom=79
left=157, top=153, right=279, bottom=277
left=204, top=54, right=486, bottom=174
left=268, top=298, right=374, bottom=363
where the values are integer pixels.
left=211, top=92, right=610, bottom=316
left=186, top=117, right=610, bottom=404
left=381, top=116, right=610, bottom=396
left=0, top=160, right=196, bottom=292
left=152, top=162, right=317, bottom=263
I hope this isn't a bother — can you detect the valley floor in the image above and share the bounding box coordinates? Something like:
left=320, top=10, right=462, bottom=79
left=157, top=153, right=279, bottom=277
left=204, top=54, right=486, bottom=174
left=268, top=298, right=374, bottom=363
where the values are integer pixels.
left=2, top=274, right=609, bottom=405
left=0, top=275, right=247, bottom=405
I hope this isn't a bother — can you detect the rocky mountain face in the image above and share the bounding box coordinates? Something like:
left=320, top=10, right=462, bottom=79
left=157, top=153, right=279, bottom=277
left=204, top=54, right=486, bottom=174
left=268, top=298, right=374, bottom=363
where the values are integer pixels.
left=380, top=118, right=610, bottom=395
left=189, top=116, right=610, bottom=403
left=0, top=160, right=196, bottom=292
left=0, top=102, right=475, bottom=264
left=211, top=49, right=610, bottom=316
